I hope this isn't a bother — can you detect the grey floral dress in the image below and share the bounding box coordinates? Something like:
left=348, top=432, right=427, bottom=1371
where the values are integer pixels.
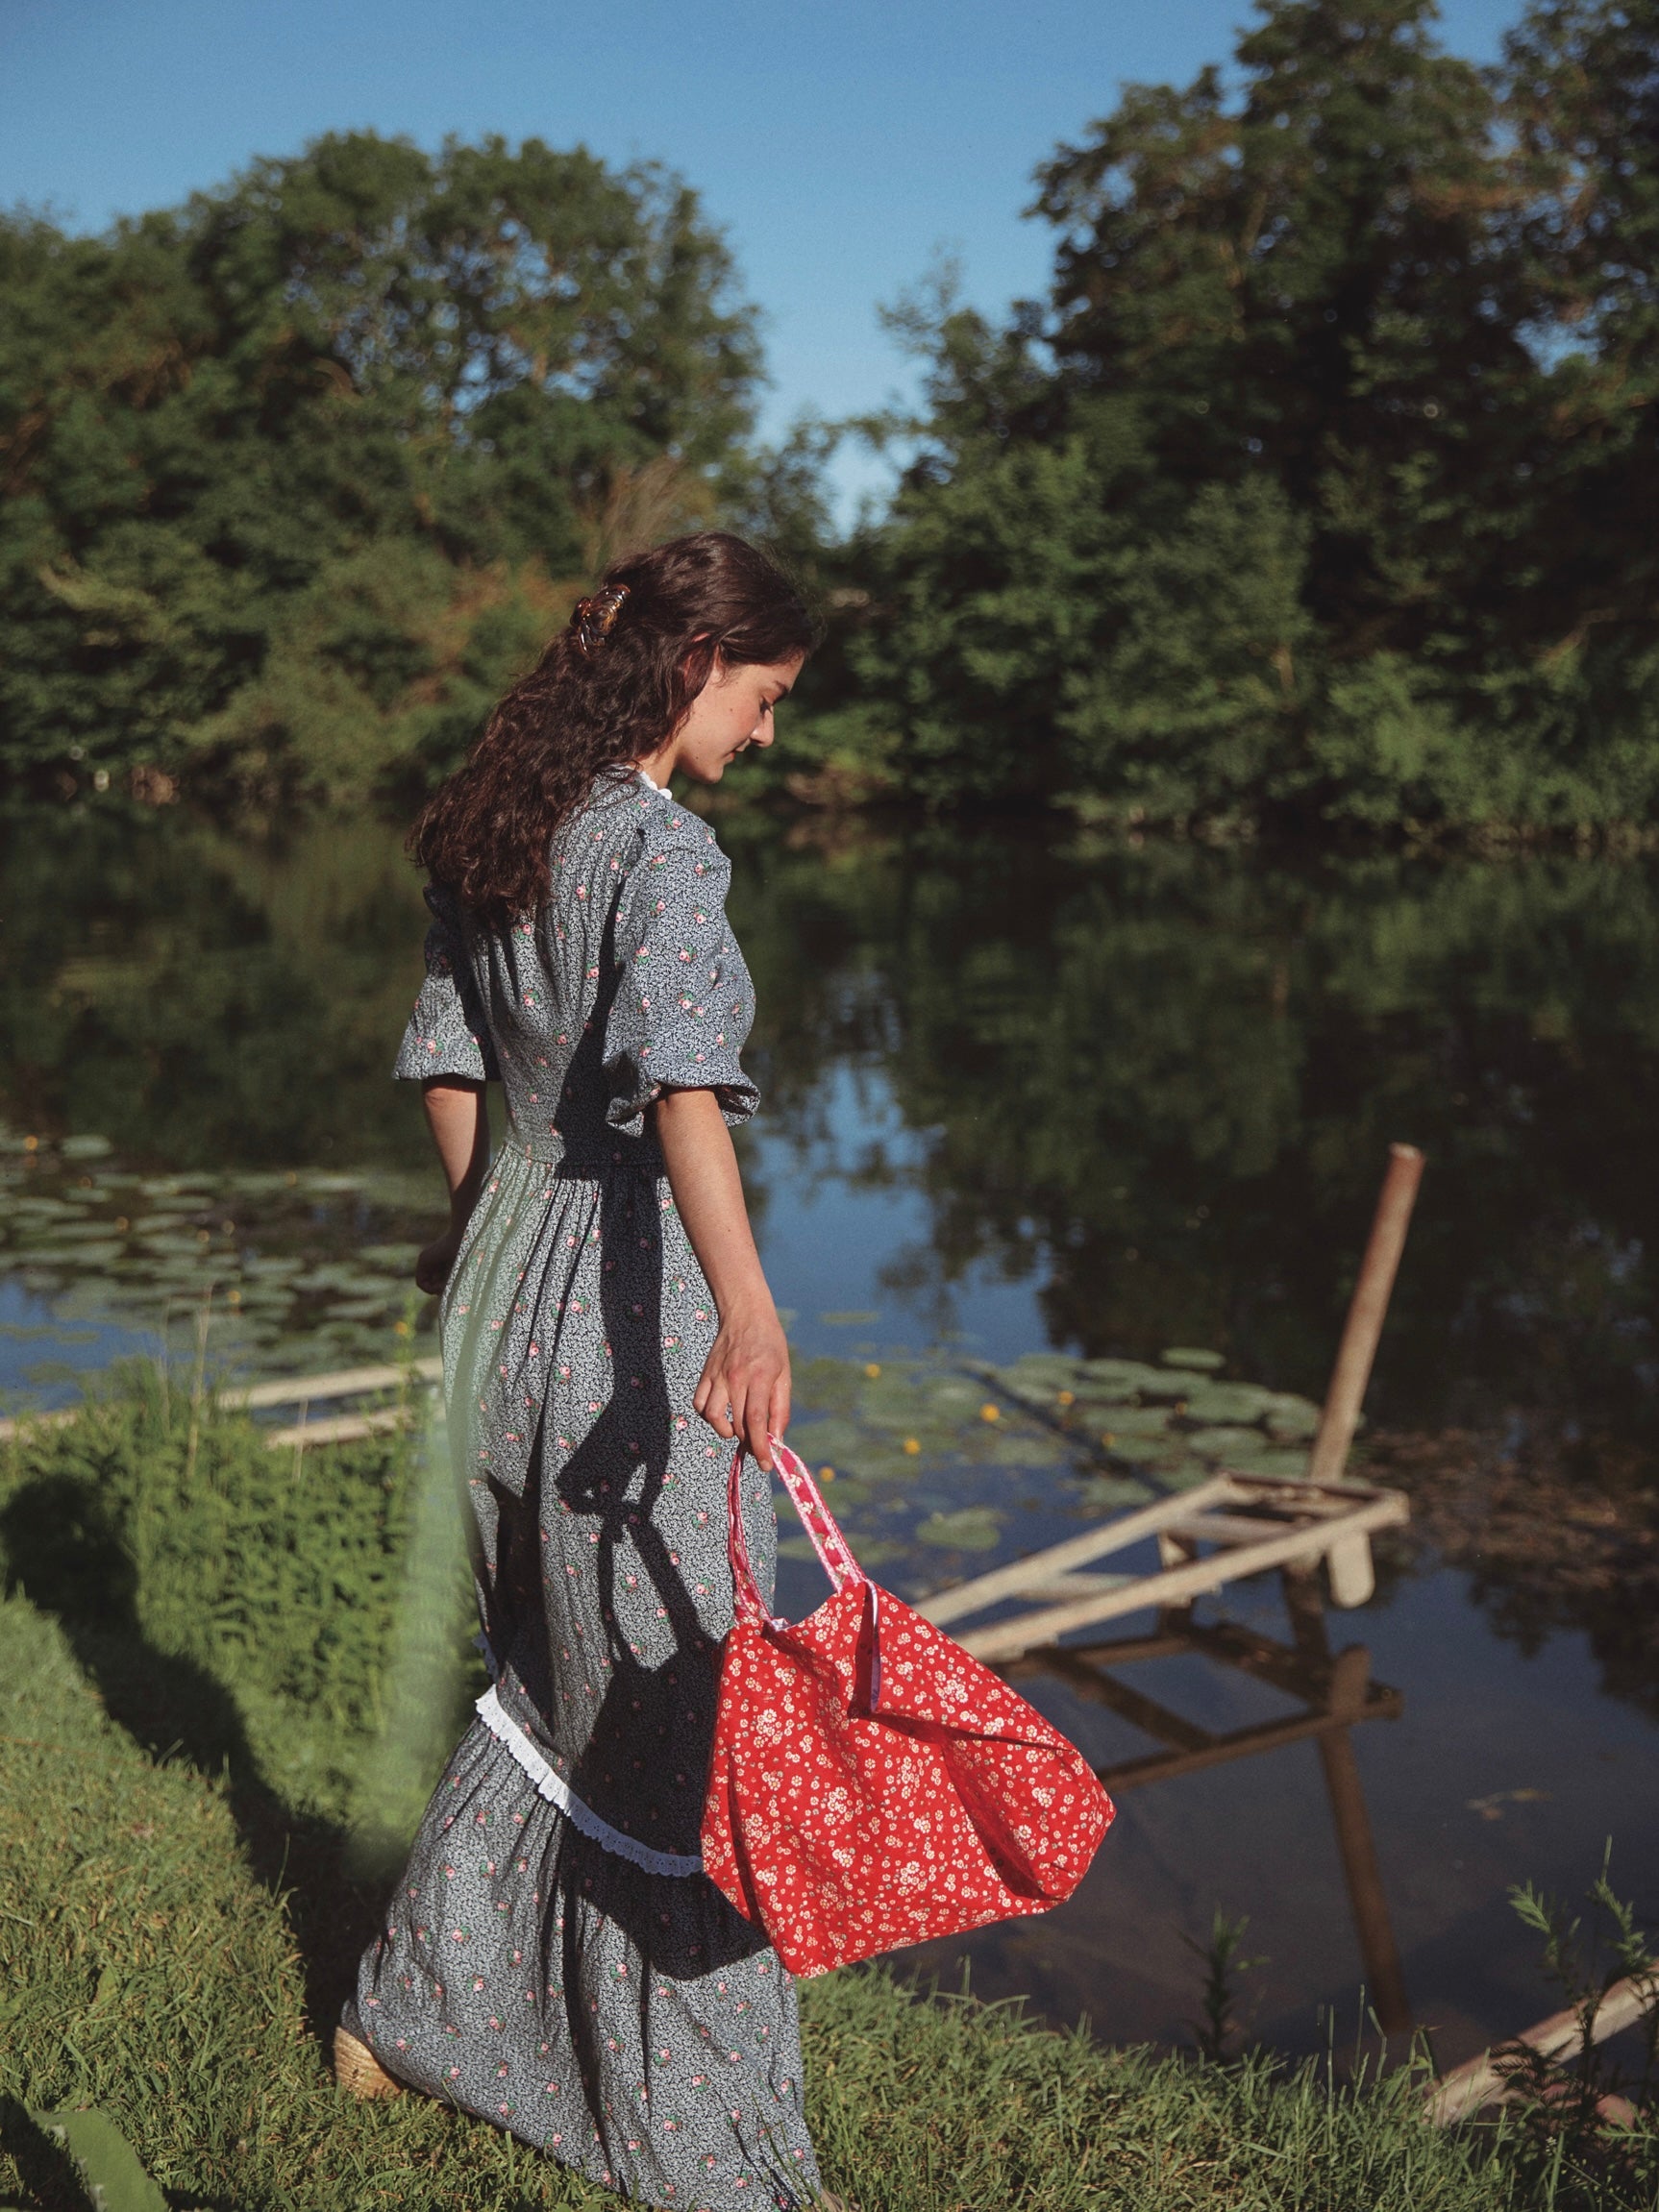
left=355, top=773, right=822, bottom=2211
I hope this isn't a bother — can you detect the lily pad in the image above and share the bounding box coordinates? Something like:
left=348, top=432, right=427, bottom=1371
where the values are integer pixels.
left=915, top=1375, right=987, bottom=1415
left=60, top=1134, right=114, bottom=1159
left=793, top=1356, right=862, bottom=1413
left=40, top=1218, right=127, bottom=1242
left=25, top=1238, right=127, bottom=1266
left=1246, top=1449, right=1315, bottom=1480
left=915, top=1507, right=1003, bottom=1552
left=292, top=1265, right=373, bottom=1293
left=1076, top=1476, right=1155, bottom=1511
left=1095, top=1404, right=1177, bottom=1439
left=784, top=1417, right=865, bottom=1466
left=1003, top=1353, right=1083, bottom=1388
left=1160, top=1462, right=1221, bottom=1492
left=984, top=1431, right=1070, bottom=1468
left=1113, top=1438, right=1202, bottom=1478
left=1261, top=1393, right=1323, bottom=1442
left=1188, top=1425, right=1276, bottom=1463
left=1134, top=1371, right=1196, bottom=1405
left=1078, top=1357, right=1169, bottom=1394
left=1181, top=1382, right=1278, bottom=1425
left=1160, top=1346, right=1226, bottom=1372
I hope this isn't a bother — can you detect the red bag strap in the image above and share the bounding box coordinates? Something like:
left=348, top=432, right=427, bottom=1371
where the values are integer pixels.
left=727, top=1435, right=866, bottom=1625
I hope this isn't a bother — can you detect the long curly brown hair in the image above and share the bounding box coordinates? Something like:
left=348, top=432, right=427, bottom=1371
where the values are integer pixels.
left=411, top=531, right=817, bottom=927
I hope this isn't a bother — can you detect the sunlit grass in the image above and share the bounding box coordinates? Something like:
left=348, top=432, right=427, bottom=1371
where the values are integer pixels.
left=2, top=1394, right=1655, bottom=2207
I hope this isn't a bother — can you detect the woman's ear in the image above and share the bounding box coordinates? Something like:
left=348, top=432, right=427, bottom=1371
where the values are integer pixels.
left=681, top=638, right=722, bottom=694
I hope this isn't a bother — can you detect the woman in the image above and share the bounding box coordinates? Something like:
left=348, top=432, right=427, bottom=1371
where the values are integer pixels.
left=336, top=531, right=826, bottom=2211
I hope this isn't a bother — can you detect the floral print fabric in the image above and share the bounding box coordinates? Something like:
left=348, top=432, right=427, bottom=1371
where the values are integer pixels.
left=360, top=775, right=821, bottom=2211
left=703, top=1441, right=1116, bottom=1979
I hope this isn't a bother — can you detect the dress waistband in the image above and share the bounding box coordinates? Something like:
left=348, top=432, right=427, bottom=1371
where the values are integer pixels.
left=504, top=1121, right=665, bottom=1176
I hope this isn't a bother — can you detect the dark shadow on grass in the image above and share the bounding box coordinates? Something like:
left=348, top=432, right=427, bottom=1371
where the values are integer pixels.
left=0, top=1475, right=379, bottom=2052
left=0, top=2099, right=94, bottom=2212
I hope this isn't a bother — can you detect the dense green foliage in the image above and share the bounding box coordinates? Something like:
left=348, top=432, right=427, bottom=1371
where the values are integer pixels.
left=0, top=1384, right=455, bottom=1826
left=0, top=132, right=760, bottom=798
left=2, top=2, right=1655, bottom=826
left=824, top=0, right=1659, bottom=830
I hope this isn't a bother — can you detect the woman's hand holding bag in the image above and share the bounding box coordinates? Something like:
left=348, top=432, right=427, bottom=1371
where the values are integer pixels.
left=700, top=1438, right=1116, bottom=1978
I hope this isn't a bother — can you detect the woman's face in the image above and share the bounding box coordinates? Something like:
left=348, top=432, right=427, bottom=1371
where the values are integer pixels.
left=646, top=651, right=805, bottom=786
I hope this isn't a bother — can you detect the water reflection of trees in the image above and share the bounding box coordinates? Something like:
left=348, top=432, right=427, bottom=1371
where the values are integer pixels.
left=0, top=806, right=429, bottom=1168
left=725, top=817, right=1659, bottom=1450
left=9, top=801, right=1659, bottom=1454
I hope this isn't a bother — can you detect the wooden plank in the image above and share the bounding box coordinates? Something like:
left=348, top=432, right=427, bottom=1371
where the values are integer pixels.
left=1006, top=1630, right=1193, bottom=1674
left=1326, top=1532, right=1376, bottom=1608
left=953, top=1490, right=1409, bottom=1663
left=1164, top=1509, right=1349, bottom=1547
left=1033, top=1648, right=1215, bottom=1753
left=0, top=1407, right=78, bottom=1443
left=1043, top=1619, right=1405, bottom=1723
left=0, top=1357, right=443, bottom=1443
left=998, top=1572, right=1136, bottom=1602
left=226, top=1358, right=441, bottom=1409
left=0, top=1344, right=449, bottom=1451
left=1098, top=1704, right=1397, bottom=1793
left=916, top=1476, right=1235, bottom=1627
left=265, top=1407, right=410, bottom=1450
left=921, top=1471, right=1403, bottom=1634
left=1425, top=1962, right=1659, bottom=2126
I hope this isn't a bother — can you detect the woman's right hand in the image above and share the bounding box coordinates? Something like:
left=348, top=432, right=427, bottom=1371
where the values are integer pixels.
left=693, top=1298, right=791, bottom=1471
left=415, top=1226, right=461, bottom=1297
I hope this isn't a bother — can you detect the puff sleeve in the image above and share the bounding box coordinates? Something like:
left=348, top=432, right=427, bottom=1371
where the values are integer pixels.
left=392, top=884, right=502, bottom=1084
left=603, top=804, right=759, bottom=1136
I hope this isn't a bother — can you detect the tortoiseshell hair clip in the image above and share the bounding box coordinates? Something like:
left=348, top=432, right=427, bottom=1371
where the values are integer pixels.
left=570, top=582, right=631, bottom=657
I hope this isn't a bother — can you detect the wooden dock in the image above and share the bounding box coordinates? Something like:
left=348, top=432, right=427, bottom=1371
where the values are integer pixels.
left=918, top=1143, right=1423, bottom=1665
left=918, top=1469, right=1408, bottom=1660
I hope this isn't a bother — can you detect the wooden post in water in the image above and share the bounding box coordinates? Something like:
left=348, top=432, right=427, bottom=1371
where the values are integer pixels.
left=1306, top=1144, right=1424, bottom=1492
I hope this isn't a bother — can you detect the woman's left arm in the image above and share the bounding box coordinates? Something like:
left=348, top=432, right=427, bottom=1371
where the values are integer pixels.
left=655, top=1085, right=789, bottom=1471
left=415, top=1077, right=490, bottom=1295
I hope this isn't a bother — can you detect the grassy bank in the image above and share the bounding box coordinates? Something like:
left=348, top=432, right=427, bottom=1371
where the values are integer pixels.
left=1, top=1397, right=1654, bottom=2208
left=0, top=1589, right=1583, bottom=2212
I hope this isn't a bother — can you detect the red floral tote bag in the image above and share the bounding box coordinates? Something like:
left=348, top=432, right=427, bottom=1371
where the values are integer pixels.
left=701, top=1437, right=1115, bottom=1978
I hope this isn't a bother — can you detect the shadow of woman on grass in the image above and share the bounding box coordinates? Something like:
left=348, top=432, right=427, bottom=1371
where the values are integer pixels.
left=0, top=1472, right=380, bottom=2053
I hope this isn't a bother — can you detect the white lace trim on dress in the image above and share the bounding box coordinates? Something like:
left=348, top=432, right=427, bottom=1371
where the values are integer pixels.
left=474, top=1685, right=706, bottom=1879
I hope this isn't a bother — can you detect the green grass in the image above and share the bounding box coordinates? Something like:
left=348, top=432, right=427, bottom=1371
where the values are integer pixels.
left=2, top=1395, right=1656, bottom=2208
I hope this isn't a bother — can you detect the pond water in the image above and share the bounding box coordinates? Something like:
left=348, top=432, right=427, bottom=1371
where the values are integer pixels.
left=3, top=797, right=1658, bottom=2071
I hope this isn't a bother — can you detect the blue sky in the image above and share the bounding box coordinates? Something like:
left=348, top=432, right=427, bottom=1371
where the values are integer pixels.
left=0, top=0, right=1527, bottom=502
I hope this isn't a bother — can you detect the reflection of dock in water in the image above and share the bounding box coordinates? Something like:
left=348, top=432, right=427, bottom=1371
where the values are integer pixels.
left=923, top=1145, right=1426, bottom=2035
left=1004, top=1561, right=1412, bottom=2034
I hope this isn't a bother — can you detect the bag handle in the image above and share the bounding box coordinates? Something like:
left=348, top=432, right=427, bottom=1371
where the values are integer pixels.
left=727, top=1435, right=866, bottom=1625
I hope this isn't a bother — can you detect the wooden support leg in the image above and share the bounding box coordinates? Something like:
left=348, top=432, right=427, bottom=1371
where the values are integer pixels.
left=1280, top=1566, right=1412, bottom=2035
left=1326, top=1533, right=1376, bottom=1609
left=1319, top=1729, right=1412, bottom=2035
left=1306, top=1144, right=1424, bottom=1487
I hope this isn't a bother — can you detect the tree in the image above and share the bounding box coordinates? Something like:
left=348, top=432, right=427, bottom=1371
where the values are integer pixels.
left=845, top=0, right=1659, bottom=830
left=1499, top=0, right=1659, bottom=671
left=0, top=133, right=760, bottom=790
